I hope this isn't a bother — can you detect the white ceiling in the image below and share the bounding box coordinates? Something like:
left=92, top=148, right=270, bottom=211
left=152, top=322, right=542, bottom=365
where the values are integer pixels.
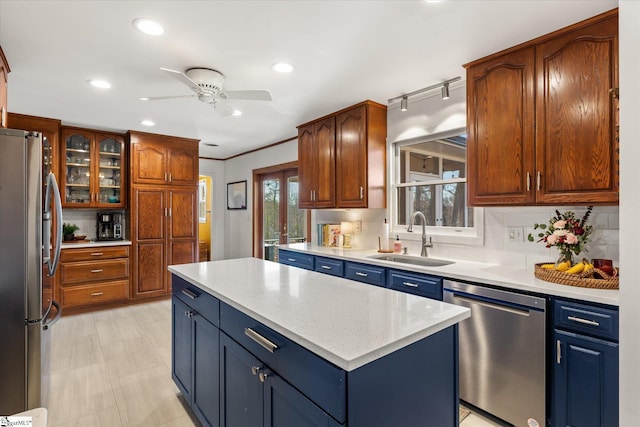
left=0, top=0, right=617, bottom=159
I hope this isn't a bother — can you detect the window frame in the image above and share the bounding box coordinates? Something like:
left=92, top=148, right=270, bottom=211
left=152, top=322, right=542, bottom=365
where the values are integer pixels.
left=390, top=127, right=484, bottom=246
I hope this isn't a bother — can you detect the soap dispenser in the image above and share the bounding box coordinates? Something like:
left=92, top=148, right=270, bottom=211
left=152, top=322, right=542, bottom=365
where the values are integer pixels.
left=393, top=235, right=402, bottom=253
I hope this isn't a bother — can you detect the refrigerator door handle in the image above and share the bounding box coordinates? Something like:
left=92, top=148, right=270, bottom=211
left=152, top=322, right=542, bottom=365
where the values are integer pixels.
left=42, top=300, right=61, bottom=330
left=44, top=172, right=63, bottom=276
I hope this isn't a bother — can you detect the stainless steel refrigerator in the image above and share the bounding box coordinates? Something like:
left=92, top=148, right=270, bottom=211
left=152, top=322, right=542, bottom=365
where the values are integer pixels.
left=0, top=128, right=63, bottom=415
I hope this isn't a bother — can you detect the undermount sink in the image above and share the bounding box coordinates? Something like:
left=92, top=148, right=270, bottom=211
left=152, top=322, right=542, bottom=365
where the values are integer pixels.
left=367, top=254, right=455, bottom=267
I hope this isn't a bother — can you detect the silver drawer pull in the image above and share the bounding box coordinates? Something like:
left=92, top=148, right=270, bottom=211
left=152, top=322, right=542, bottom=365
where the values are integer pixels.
left=567, top=316, right=600, bottom=327
left=402, top=281, right=419, bottom=288
left=90, top=292, right=104, bottom=297
left=90, top=269, right=103, bottom=273
left=181, top=288, right=198, bottom=300
left=321, top=265, right=332, bottom=270
left=287, top=258, right=296, bottom=262
left=355, top=272, right=368, bottom=277
left=245, top=327, right=278, bottom=353
left=90, top=252, right=104, bottom=256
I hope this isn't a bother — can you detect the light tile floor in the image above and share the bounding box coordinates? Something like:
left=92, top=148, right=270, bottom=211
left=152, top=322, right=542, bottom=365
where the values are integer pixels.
left=48, top=300, right=504, bottom=427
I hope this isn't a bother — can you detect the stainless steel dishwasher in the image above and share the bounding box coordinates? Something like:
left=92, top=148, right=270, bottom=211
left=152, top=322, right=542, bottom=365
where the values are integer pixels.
left=443, top=280, right=546, bottom=427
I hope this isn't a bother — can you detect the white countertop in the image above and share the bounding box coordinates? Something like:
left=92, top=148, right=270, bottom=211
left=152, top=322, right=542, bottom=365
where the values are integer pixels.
left=282, top=243, right=620, bottom=306
left=61, top=239, right=131, bottom=249
left=169, top=258, right=470, bottom=371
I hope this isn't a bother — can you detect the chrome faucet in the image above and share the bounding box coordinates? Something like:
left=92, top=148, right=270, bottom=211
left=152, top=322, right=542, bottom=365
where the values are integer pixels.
left=407, top=211, right=433, bottom=257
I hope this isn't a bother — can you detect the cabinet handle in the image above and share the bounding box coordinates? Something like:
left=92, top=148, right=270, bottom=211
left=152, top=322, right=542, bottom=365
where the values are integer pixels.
left=310, top=190, right=313, bottom=201
left=567, top=316, right=600, bottom=327
left=251, top=366, right=261, bottom=376
left=164, top=172, right=168, bottom=182
left=168, top=208, right=172, bottom=217
left=259, top=372, right=269, bottom=383
left=402, top=281, right=419, bottom=288
left=90, top=252, right=104, bottom=256
left=536, top=171, right=541, bottom=191
left=556, top=339, right=561, bottom=364
left=184, top=310, right=194, bottom=318
left=90, top=269, right=103, bottom=273
left=244, top=327, right=278, bottom=353
left=321, top=265, right=332, bottom=270
left=360, top=186, right=364, bottom=200
left=168, top=173, right=172, bottom=183
left=90, top=292, right=104, bottom=297
left=355, top=271, right=368, bottom=277
left=526, top=172, right=531, bottom=192
left=181, top=288, right=199, bottom=300
left=287, top=258, right=296, bottom=262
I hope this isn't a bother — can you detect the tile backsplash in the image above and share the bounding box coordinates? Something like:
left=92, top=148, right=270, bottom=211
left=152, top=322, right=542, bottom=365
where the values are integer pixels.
left=313, top=206, right=619, bottom=269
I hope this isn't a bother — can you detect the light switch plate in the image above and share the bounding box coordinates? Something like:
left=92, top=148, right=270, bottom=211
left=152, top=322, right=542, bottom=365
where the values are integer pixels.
left=507, top=227, right=524, bottom=242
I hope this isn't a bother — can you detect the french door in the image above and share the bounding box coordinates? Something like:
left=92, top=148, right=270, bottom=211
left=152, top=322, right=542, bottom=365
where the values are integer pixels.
left=254, top=163, right=308, bottom=260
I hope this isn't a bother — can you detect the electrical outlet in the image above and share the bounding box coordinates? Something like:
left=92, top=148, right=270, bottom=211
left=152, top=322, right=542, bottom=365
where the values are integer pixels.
left=353, top=221, right=362, bottom=232
left=507, top=227, right=524, bottom=242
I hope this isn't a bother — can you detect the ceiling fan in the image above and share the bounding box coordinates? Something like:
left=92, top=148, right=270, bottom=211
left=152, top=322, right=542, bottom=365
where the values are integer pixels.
left=142, top=67, right=273, bottom=115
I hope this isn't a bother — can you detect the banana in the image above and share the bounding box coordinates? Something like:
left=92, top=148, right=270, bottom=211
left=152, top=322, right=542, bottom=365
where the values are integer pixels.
left=541, top=263, right=555, bottom=269
left=555, top=261, right=571, bottom=272
left=566, top=262, right=585, bottom=275
left=584, top=262, right=594, bottom=271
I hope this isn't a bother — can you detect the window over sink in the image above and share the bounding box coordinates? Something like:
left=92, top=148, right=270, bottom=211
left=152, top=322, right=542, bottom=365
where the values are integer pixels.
left=391, top=127, right=483, bottom=245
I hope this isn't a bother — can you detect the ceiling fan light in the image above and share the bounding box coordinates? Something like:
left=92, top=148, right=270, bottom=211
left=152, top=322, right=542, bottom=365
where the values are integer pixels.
left=88, top=79, right=111, bottom=89
left=133, top=18, right=164, bottom=36
left=272, top=62, right=294, bottom=73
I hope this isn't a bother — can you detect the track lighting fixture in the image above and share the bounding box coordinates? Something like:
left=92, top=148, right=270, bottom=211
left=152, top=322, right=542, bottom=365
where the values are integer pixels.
left=441, top=83, right=450, bottom=100
left=388, top=76, right=460, bottom=110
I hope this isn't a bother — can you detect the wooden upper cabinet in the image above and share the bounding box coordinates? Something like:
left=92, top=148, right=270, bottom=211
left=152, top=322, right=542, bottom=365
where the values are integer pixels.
left=535, top=14, right=618, bottom=204
left=465, top=9, right=618, bottom=206
left=466, top=47, right=536, bottom=206
left=129, top=130, right=199, bottom=187
left=297, top=100, right=387, bottom=209
left=298, top=117, right=335, bottom=209
left=0, top=46, right=9, bottom=128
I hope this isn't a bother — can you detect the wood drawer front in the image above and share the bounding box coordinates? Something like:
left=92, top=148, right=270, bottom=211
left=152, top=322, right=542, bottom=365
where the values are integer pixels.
left=554, top=299, right=619, bottom=341
left=60, top=259, right=129, bottom=285
left=220, top=302, right=346, bottom=423
left=61, top=280, right=129, bottom=308
left=61, top=246, right=130, bottom=262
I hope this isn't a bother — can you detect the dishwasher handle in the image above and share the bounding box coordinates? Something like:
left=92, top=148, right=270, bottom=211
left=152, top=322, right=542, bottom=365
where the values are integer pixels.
left=449, top=292, right=531, bottom=316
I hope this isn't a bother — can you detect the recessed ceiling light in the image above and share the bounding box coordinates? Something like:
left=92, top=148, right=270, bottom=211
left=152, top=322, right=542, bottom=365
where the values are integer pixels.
left=272, top=62, right=294, bottom=73
left=139, top=97, right=150, bottom=101
left=140, top=120, right=155, bottom=126
left=88, top=79, right=111, bottom=89
left=133, top=18, right=164, bottom=36
left=232, top=110, right=242, bottom=117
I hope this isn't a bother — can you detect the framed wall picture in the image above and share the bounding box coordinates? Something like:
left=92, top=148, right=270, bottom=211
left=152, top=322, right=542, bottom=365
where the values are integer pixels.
left=227, top=180, right=247, bottom=210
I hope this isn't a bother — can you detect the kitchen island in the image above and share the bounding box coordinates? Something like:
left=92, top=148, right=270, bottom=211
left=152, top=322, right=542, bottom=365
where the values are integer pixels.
left=169, top=258, right=470, bottom=427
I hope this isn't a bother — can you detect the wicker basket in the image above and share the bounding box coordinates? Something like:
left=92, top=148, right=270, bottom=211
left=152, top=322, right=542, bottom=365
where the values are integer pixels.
left=534, top=263, right=619, bottom=289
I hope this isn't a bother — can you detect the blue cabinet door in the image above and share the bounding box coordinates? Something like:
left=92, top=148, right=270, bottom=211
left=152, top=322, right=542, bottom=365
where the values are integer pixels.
left=220, top=333, right=264, bottom=427
left=265, top=373, right=341, bottom=427
left=193, top=315, right=220, bottom=427
left=172, top=296, right=192, bottom=401
left=553, top=329, right=619, bottom=427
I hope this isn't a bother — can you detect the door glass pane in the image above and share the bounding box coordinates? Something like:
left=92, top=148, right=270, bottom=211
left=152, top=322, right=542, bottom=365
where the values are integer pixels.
left=287, top=175, right=306, bottom=244
left=263, top=178, right=280, bottom=261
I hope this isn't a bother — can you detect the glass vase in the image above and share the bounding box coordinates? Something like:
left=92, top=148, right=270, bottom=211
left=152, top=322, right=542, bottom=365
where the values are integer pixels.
left=556, top=251, right=574, bottom=266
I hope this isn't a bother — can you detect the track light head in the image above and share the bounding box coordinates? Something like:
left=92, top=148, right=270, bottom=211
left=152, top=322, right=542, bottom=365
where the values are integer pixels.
left=441, top=83, right=450, bottom=100
left=400, top=96, right=408, bottom=112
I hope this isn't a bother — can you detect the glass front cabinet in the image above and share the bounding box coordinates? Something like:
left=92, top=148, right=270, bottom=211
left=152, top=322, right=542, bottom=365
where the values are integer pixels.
left=61, top=127, right=126, bottom=208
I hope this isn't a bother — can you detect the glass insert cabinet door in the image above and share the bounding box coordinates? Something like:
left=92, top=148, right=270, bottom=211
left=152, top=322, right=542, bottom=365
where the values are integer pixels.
left=61, top=128, right=126, bottom=208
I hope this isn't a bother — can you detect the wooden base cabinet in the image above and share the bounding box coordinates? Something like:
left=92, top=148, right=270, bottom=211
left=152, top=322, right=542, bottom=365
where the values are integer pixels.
left=552, top=299, right=619, bottom=427
left=466, top=9, right=618, bottom=206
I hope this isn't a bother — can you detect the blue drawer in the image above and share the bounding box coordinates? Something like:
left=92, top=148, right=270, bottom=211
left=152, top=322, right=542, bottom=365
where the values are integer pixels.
left=172, top=274, right=220, bottom=326
left=278, top=249, right=314, bottom=270
left=219, top=302, right=346, bottom=423
left=344, top=262, right=386, bottom=288
left=314, top=257, right=344, bottom=277
left=387, top=270, right=443, bottom=300
left=554, top=299, right=618, bottom=341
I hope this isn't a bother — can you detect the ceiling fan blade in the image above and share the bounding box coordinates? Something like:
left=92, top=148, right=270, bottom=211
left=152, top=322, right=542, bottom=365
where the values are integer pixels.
left=160, top=67, right=202, bottom=94
left=222, top=90, right=273, bottom=101
left=212, top=100, right=233, bottom=117
left=141, top=95, right=196, bottom=101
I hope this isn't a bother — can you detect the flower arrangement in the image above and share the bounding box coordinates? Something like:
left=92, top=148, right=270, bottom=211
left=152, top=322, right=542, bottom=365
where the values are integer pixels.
left=528, top=206, right=594, bottom=263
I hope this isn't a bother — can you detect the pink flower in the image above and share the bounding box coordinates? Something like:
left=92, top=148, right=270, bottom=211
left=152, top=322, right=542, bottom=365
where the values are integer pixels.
left=553, top=220, right=567, bottom=229
left=565, top=232, right=578, bottom=245
left=546, top=234, right=558, bottom=245
left=553, top=229, right=568, bottom=237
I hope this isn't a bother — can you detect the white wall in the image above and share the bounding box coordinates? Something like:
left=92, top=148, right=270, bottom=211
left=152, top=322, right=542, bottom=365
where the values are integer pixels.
left=618, top=1, right=639, bottom=423
left=198, top=158, right=225, bottom=261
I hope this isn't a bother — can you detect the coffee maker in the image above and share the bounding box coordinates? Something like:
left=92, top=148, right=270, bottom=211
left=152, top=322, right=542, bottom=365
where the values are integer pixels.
left=97, top=211, right=124, bottom=241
